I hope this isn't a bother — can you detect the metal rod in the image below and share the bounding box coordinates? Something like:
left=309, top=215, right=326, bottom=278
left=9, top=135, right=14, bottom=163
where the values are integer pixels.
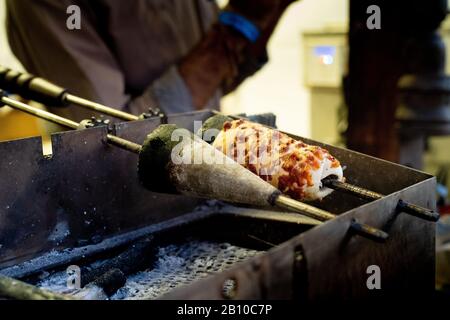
left=107, top=134, right=142, bottom=154
left=275, top=195, right=336, bottom=221
left=275, top=195, right=388, bottom=242
left=323, top=178, right=440, bottom=222
left=396, top=200, right=440, bottom=222
left=65, top=94, right=139, bottom=122
left=0, top=66, right=139, bottom=121
left=0, top=275, right=73, bottom=300
left=349, top=219, right=389, bottom=243
left=1, top=94, right=142, bottom=154
left=247, top=235, right=277, bottom=248
left=324, top=179, right=384, bottom=201
left=1, top=95, right=79, bottom=130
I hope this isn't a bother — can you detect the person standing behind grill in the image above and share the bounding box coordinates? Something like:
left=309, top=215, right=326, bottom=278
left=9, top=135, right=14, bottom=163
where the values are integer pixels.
left=5, top=0, right=297, bottom=126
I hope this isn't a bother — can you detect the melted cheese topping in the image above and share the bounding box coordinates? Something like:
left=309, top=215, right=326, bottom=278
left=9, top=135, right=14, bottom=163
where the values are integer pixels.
left=212, top=120, right=344, bottom=201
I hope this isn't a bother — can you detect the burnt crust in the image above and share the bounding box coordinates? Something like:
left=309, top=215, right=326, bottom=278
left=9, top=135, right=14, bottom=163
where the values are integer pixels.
left=138, top=124, right=181, bottom=193
left=198, top=114, right=232, bottom=144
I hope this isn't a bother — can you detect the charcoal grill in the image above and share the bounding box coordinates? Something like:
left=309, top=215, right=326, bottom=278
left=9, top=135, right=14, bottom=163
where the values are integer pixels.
left=0, top=109, right=436, bottom=301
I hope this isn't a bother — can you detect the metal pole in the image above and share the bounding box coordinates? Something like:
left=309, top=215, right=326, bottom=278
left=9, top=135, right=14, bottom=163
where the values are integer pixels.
left=65, top=94, right=139, bottom=122
left=275, top=194, right=389, bottom=242
left=1, top=95, right=142, bottom=154
left=275, top=195, right=336, bottom=221
left=1, top=95, right=79, bottom=130
left=0, top=275, right=73, bottom=300
left=107, top=134, right=142, bottom=154
left=323, top=178, right=440, bottom=222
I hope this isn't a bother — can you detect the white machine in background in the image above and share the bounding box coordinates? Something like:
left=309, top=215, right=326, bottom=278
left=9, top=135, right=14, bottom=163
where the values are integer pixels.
left=428, top=18, right=450, bottom=200
left=303, top=25, right=450, bottom=199
left=303, top=26, right=347, bottom=147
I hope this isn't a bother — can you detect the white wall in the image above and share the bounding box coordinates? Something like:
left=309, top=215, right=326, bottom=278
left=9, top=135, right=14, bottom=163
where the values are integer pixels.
left=221, top=0, right=349, bottom=138
left=0, top=1, right=23, bottom=117
left=0, top=0, right=22, bottom=70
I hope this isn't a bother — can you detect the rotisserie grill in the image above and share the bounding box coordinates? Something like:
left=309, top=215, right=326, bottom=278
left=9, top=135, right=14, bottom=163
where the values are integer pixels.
left=0, top=103, right=437, bottom=301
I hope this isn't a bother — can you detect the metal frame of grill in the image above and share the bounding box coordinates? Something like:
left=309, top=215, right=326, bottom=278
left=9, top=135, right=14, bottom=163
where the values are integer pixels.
left=0, top=110, right=436, bottom=301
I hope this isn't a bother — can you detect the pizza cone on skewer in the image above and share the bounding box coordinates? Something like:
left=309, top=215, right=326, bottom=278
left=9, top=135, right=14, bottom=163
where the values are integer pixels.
left=201, top=115, right=344, bottom=202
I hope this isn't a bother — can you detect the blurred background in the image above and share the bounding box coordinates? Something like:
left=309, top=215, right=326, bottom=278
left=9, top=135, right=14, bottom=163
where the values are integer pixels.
left=1, top=0, right=343, bottom=140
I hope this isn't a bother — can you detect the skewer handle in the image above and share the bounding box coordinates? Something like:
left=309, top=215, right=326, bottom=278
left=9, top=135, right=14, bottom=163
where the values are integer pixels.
left=0, top=67, right=68, bottom=107
left=0, top=66, right=139, bottom=121
left=275, top=195, right=388, bottom=242
left=65, top=94, right=139, bottom=121
left=1, top=92, right=79, bottom=129
left=1, top=91, right=143, bottom=154
left=397, top=200, right=440, bottom=222
left=275, top=195, right=336, bottom=221
left=106, top=134, right=142, bottom=154
left=0, top=275, right=73, bottom=300
left=349, top=219, right=389, bottom=243
left=323, top=179, right=440, bottom=222
left=323, top=178, right=383, bottom=201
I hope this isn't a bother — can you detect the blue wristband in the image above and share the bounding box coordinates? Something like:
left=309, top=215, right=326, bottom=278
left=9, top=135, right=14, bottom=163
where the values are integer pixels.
left=219, top=11, right=261, bottom=43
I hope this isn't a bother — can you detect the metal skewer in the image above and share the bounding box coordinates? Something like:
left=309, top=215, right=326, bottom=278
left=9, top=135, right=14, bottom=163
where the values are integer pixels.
left=274, top=195, right=388, bottom=242
left=0, top=275, right=73, bottom=300
left=1, top=94, right=80, bottom=129
left=64, top=94, right=139, bottom=121
left=0, top=91, right=388, bottom=242
left=274, top=195, right=335, bottom=221
left=0, top=66, right=139, bottom=121
left=322, top=178, right=440, bottom=222
left=0, top=92, right=142, bottom=154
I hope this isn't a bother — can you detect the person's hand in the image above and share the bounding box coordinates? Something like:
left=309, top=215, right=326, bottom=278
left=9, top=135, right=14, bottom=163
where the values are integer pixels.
left=179, top=0, right=299, bottom=109
left=225, top=0, right=298, bottom=61
left=218, top=0, right=298, bottom=93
